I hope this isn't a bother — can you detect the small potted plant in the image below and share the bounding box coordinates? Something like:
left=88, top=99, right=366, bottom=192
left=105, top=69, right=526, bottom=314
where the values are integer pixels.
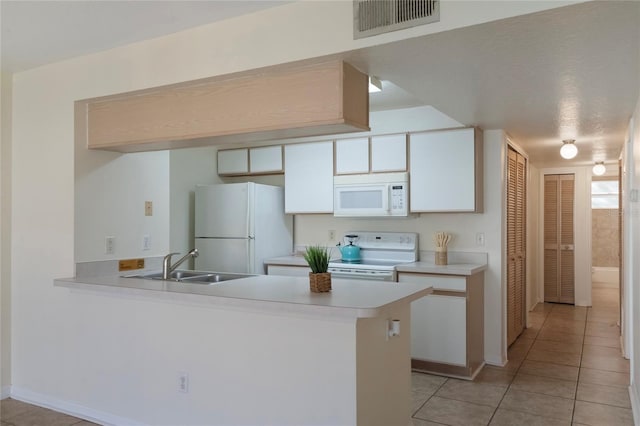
left=304, top=245, right=332, bottom=293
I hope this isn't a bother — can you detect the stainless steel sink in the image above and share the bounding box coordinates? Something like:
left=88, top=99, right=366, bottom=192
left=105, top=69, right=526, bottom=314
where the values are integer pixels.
left=127, top=270, right=209, bottom=281
left=180, top=272, right=253, bottom=284
left=123, top=270, right=253, bottom=284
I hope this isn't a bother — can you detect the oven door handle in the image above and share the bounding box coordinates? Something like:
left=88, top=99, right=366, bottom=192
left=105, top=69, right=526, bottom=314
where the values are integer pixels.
left=328, top=269, right=395, bottom=281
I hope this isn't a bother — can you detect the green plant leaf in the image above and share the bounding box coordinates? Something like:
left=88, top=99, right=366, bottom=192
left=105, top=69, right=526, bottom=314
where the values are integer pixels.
left=303, top=245, right=330, bottom=273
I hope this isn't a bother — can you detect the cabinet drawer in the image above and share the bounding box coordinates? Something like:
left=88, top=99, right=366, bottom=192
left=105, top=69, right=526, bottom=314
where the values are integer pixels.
left=267, top=265, right=310, bottom=277
left=398, top=273, right=466, bottom=292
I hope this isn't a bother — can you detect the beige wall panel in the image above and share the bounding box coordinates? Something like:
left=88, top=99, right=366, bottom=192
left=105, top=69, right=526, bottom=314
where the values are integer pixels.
left=592, top=209, right=619, bottom=267
left=86, top=61, right=369, bottom=151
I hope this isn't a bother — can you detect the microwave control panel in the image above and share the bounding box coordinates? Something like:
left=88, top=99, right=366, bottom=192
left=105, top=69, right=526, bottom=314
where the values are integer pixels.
left=390, top=184, right=407, bottom=215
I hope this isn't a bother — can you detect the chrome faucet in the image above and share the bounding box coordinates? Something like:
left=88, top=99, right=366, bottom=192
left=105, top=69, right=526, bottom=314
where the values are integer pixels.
left=162, top=248, right=199, bottom=280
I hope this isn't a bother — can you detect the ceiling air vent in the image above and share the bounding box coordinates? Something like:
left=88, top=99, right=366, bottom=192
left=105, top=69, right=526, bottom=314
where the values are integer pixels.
left=354, top=0, right=440, bottom=39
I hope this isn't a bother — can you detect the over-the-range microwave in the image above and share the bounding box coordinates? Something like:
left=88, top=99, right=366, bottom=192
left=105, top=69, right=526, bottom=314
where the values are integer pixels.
left=334, top=172, right=408, bottom=217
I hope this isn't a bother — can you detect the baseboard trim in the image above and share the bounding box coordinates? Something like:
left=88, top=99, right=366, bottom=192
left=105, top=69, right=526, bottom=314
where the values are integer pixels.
left=10, top=386, right=144, bottom=426
left=1, top=385, right=11, bottom=399
left=630, top=382, right=640, bottom=425
left=484, top=355, right=507, bottom=367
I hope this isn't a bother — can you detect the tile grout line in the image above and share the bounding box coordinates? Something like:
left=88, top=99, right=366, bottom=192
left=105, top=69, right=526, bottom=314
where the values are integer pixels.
left=570, top=304, right=589, bottom=424
left=410, top=375, right=450, bottom=421
left=484, top=303, right=552, bottom=425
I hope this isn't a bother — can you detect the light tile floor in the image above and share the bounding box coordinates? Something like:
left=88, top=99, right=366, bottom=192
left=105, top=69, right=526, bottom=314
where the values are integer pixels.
left=0, top=398, right=97, bottom=426
left=412, top=282, right=633, bottom=426
left=1, top=285, right=631, bottom=426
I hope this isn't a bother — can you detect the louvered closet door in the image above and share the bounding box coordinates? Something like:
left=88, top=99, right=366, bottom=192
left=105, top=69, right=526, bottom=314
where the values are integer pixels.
left=507, top=148, right=527, bottom=346
left=544, top=174, right=575, bottom=303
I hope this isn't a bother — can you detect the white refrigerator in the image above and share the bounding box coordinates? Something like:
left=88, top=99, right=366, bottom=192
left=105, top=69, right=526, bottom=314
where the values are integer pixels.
left=194, top=183, right=293, bottom=274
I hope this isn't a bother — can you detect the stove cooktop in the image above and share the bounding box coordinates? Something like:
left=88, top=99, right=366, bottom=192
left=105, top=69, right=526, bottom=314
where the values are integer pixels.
left=331, top=231, right=419, bottom=271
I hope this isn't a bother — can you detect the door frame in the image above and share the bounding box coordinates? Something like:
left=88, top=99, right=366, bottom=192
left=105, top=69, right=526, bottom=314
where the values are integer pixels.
left=538, top=166, right=592, bottom=307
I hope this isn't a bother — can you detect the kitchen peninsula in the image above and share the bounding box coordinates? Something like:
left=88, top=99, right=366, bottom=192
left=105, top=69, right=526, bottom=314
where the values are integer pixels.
left=55, top=273, right=431, bottom=426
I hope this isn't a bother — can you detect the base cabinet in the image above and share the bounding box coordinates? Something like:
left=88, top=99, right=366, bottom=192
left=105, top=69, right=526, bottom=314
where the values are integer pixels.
left=411, top=294, right=467, bottom=366
left=399, top=271, right=484, bottom=379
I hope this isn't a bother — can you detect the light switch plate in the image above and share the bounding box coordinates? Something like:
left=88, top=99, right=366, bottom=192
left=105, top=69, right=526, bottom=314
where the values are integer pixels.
left=145, top=201, right=153, bottom=216
left=143, top=235, right=151, bottom=251
left=105, top=236, right=115, bottom=254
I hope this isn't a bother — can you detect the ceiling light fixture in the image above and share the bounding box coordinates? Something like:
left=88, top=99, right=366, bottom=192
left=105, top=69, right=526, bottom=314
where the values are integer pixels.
left=560, top=139, right=578, bottom=159
left=368, top=76, right=382, bottom=93
left=592, top=162, right=606, bottom=176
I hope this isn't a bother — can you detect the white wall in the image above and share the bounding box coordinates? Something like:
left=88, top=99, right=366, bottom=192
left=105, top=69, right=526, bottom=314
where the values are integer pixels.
left=1, top=72, right=12, bottom=393
left=169, top=146, right=221, bottom=260
left=11, top=288, right=363, bottom=425
left=75, top=149, right=171, bottom=262
left=296, top=129, right=508, bottom=366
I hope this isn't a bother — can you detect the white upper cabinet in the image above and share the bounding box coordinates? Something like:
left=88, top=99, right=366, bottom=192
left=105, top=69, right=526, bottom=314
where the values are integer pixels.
left=371, top=134, right=407, bottom=172
left=409, top=127, right=483, bottom=212
left=218, top=146, right=283, bottom=176
left=249, top=146, right=283, bottom=174
left=217, top=149, right=249, bottom=175
left=284, top=141, right=334, bottom=213
left=335, top=134, right=407, bottom=175
left=335, top=138, right=369, bottom=175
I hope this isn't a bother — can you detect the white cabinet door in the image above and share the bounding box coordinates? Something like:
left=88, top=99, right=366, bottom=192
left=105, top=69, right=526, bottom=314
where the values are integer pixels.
left=399, top=273, right=467, bottom=366
left=409, top=128, right=481, bottom=212
left=250, top=145, right=283, bottom=174
left=371, top=134, right=407, bottom=172
left=218, top=149, right=249, bottom=175
left=284, top=141, right=334, bottom=213
left=411, top=294, right=466, bottom=365
left=335, top=138, right=369, bottom=174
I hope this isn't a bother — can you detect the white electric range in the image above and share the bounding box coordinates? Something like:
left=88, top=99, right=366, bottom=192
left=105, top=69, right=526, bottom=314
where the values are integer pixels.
left=328, top=231, right=418, bottom=282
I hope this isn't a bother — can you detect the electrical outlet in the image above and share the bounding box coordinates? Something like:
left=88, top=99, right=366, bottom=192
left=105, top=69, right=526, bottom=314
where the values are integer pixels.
left=178, top=372, right=189, bottom=393
left=143, top=235, right=151, bottom=251
left=475, top=232, right=485, bottom=247
left=145, top=201, right=153, bottom=216
left=328, top=230, right=336, bottom=241
left=105, top=236, right=115, bottom=254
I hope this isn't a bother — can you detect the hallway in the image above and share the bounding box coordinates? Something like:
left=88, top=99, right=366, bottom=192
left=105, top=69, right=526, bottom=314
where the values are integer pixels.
left=411, top=282, right=631, bottom=425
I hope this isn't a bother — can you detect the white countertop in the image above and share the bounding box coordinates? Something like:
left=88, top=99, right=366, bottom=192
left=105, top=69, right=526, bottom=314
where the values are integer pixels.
left=55, top=274, right=432, bottom=319
left=264, top=256, right=487, bottom=276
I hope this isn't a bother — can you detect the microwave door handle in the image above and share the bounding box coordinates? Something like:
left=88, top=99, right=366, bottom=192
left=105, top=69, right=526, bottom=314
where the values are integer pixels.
left=384, top=185, right=391, bottom=212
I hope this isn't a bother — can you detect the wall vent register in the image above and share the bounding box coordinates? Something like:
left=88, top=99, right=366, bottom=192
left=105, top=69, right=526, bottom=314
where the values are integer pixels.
left=354, top=0, right=440, bottom=39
